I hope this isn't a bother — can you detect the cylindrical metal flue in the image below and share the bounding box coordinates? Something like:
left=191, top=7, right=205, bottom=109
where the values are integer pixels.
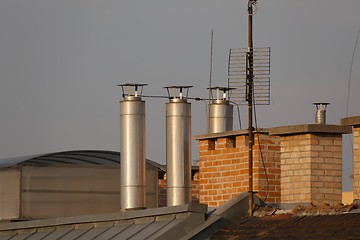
left=209, top=87, right=234, bottom=133
left=119, top=83, right=147, bottom=210
left=313, top=102, right=329, bottom=124
left=165, top=86, right=192, bottom=206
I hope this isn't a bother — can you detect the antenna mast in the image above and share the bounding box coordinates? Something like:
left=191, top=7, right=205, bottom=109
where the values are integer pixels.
left=247, top=0, right=257, bottom=217
left=228, top=0, right=270, bottom=217
left=208, top=30, right=214, bottom=133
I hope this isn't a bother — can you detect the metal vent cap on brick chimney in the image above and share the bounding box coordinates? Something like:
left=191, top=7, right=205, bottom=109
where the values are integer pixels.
left=208, top=87, right=235, bottom=134
left=313, top=102, right=329, bottom=124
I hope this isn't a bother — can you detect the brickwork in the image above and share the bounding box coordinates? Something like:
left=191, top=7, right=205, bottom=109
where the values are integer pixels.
left=279, top=133, right=343, bottom=205
left=158, top=178, right=167, bottom=207
left=353, top=127, right=360, bottom=199
left=157, top=173, right=199, bottom=207
left=253, top=134, right=281, bottom=203
left=341, top=117, right=360, bottom=200
left=198, top=132, right=280, bottom=207
left=191, top=172, right=200, bottom=203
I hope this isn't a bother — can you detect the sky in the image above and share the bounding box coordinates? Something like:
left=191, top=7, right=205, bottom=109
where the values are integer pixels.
left=0, top=0, right=359, bottom=191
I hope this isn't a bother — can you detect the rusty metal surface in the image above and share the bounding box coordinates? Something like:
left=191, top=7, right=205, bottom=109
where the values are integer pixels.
left=210, top=213, right=360, bottom=239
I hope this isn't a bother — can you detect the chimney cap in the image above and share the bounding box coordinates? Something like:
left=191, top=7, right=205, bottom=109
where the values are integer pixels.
left=117, top=83, right=148, bottom=88
left=164, top=85, right=193, bottom=100
left=118, top=83, right=147, bottom=98
left=207, top=86, right=236, bottom=91
left=208, top=86, right=235, bottom=101
left=313, top=102, right=330, bottom=110
left=313, top=102, right=330, bottom=124
left=163, top=85, right=193, bottom=89
left=313, top=102, right=330, bottom=106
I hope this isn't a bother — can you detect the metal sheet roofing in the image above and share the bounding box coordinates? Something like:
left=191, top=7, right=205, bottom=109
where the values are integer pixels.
left=0, top=150, right=165, bottom=171
left=0, top=203, right=207, bottom=240
left=0, top=193, right=261, bottom=240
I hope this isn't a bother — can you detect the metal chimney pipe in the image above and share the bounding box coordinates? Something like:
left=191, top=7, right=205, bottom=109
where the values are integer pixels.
left=313, top=102, right=329, bottom=124
left=119, top=83, right=147, bottom=210
left=208, top=87, right=234, bottom=134
left=164, top=86, right=192, bottom=206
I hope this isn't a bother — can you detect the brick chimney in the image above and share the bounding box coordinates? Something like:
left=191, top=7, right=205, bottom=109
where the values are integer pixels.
left=269, top=124, right=351, bottom=205
left=194, top=129, right=281, bottom=207
left=341, top=116, right=360, bottom=199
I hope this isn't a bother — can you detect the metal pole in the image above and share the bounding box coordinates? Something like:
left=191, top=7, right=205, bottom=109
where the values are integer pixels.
left=208, top=30, right=214, bottom=133
left=247, top=0, right=255, bottom=217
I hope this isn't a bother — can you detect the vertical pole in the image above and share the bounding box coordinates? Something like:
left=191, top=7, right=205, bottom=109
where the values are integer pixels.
left=208, top=30, right=214, bottom=133
left=247, top=0, right=254, bottom=217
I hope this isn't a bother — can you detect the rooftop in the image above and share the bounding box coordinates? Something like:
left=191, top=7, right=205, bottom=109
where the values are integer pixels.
left=0, top=150, right=164, bottom=170
left=0, top=203, right=207, bottom=240
left=0, top=191, right=359, bottom=239
left=211, top=212, right=360, bottom=240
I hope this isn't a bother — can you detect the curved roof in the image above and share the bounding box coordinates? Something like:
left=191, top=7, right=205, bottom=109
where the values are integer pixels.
left=0, top=150, right=165, bottom=171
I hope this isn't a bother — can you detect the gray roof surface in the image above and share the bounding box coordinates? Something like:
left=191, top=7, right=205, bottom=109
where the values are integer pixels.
left=0, top=203, right=207, bottom=240
left=0, top=193, right=257, bottom=240
left=0, top=150, right=165, bottom=171
left=1, top=192, right=359, bottom=240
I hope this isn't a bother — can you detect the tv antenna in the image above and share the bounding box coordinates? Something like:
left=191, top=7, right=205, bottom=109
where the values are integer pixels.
left=227, top=0, right=270, bottom=216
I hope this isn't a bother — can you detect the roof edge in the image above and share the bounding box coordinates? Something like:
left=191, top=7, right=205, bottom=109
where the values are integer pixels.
left=0, top=202, right=207, bottom=231
left=269, top=124, right=352, bottom=135
left=341, top=116, right=360, bottom=127
left=194, top=128, right=269, bottom=141
left=0, top=150, right=165, bottom=170
left=183, top=192, right=266, bottom=239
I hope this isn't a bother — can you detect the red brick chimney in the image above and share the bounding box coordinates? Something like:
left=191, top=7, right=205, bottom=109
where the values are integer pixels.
left=194, top=129, right=281, bottom=207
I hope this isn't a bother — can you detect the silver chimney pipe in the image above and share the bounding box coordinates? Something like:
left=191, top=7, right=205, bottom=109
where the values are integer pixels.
left=164, top=86, right=192, bottom=206
left=208, top=87, right=234, bottom=134
left=313, top=102, right=329, bottom=124
left=119, top=83, right=147, bottom=210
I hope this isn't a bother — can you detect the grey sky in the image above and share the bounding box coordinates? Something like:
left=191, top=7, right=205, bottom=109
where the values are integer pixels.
left=0, top=0, right=359, bottom=191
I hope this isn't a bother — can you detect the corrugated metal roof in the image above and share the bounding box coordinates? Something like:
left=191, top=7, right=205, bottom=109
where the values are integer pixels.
left=0, top=203, right=207, bottom=240
left=0, top=150, right=165, bottom=171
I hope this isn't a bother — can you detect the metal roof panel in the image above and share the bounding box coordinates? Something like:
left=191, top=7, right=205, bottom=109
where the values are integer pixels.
left=75, top=222, right=113, bottom=240
left=111, top=217, right=154, bottom=240
left=0, top=150, right=164, bottom=170
left=0, top=203, right=207, bottom=240
left=40, top=225, right=74, bottom=240
left=129, top=215, right=176, bottom=239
